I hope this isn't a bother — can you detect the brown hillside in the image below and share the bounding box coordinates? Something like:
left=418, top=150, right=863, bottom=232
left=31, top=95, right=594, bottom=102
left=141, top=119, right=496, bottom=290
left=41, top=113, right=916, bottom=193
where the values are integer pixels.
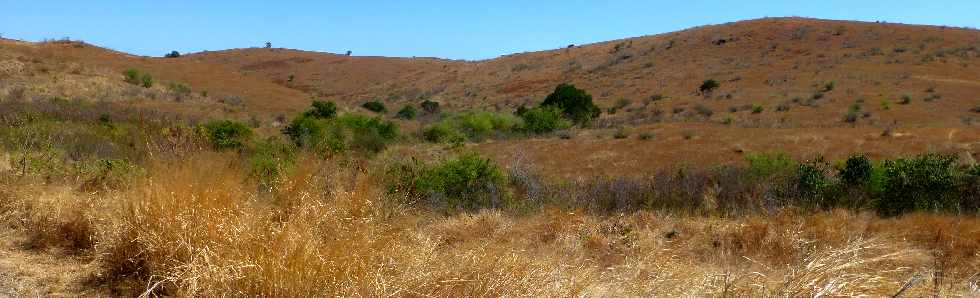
left=2, top=17, right=978, bottom=176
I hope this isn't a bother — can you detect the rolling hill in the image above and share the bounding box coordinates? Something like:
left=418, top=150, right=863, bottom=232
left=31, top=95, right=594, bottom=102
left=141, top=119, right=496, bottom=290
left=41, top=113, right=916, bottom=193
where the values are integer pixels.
left=2, top=17, right=978, bottom=178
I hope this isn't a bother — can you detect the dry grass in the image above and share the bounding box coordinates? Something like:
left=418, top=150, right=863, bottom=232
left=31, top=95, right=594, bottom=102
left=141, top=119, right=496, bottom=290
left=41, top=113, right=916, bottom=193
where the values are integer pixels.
left=3, top=152, right=979, bottom=296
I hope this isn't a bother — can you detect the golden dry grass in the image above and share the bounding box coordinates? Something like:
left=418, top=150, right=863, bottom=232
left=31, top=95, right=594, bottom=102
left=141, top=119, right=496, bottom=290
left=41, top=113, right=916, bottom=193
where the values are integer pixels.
left=2, top=152, right=979, bottom=296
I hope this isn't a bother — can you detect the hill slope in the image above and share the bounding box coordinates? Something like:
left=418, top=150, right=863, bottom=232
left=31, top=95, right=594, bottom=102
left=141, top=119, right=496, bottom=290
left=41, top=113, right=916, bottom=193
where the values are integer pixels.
left=2, top=17, right=978, bottom=176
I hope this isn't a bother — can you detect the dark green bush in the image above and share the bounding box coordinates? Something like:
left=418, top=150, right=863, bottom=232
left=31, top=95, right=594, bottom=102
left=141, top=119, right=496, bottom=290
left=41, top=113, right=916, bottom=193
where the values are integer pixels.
left=164, top=51, right=181, bottom=58
left=699, top=79, right=720, bottom=94
left=421, top=99, right=441, bottom=115
left=283, top=112, right=397, bottom=154
left=541, top=84, right=601, bottom=125
left=839, top=154, right=873, bottom=187
left=875, top=154, right=959, bottom=216
left=519, top=106, right=570, bottom=134
left=362, top=100, right=387, bottom=114
left=797, top=160, right=832, bottom=204
left=395, top=105, right=417, bottom=119
left=304, top=100, right=337, bottom=119
left=203, top=120, right=253, bottom=150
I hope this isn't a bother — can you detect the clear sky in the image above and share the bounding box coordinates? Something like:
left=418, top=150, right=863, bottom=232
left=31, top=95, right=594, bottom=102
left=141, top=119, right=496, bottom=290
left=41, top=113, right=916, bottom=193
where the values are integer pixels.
left=2, top=0, right=978, bottom=60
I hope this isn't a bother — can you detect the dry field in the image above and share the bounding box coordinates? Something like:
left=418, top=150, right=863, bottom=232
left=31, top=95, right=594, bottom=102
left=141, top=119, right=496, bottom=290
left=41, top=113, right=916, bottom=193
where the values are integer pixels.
left=1, top=152, right=979, bottom=296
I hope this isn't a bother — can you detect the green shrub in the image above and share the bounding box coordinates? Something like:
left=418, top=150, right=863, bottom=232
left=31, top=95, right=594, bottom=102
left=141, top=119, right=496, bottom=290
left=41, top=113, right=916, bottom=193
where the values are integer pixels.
left=362, top=100, right=388, bottom=113
left=305, top=100, right=337, bottom=119
left=821, top=81, right=836, bottom=92
left=389, top=152, right=507, bottom=210
left=519, top=106, right=570, bottom=134
left=422, top=122, right=466, bottom=144
left=79, top=159, right=141, bottom=192
left=751, top=105, right=764, bottom=114
left=395, top=105, right=417, bottom=119
left=746, top=152, right=796, bottom=179
left=541, top=84, right=601, bottom=125
left=123, top=69, right=141, bottom=85
left=140, top=74, right=154, bottom=88
left=421, top=99, right=441, bottom=115
left=423, top=111, right=522, bottom=143
left=164, top=51, right=181, bottom=58
left=283, top=113, right=397, bottom=154
left=249, top=138, right=297, bottom=187
left=336, top=114, right=399, bottom=153
left=203, top=120, right=253, bottom=150
left=797, top=160, right=831, bottom=201
left=839, top=154, right=873, bottom=187
left=899, top=94, right=912, bottom=105
left=699, top=79, right=720, bottom=94
left=843, top=103, right=862, bottom=123
left=613, top=127, right=628, bottom=139
left=875, top=154, right=959, bottom=216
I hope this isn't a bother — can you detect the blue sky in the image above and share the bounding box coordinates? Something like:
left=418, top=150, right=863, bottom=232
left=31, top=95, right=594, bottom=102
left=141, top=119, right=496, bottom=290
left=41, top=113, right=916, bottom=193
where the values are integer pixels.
left=2, top=1, right=978, bottom=60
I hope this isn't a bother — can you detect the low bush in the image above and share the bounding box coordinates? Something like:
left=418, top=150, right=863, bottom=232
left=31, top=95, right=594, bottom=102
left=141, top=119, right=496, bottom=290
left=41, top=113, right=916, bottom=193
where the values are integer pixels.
left=395, top=105, right=417, bottom=119
left=699, top=79, right=720, bottom=95
left=283, top=108, right=398, bottom=155
left=388, top=152, right=507, bottom=211
left=875, top=154, right=959, bottom=216
left=420, top=99, right=441, bottom=115
left=248, top=138, right=297, bottom=187
left=839, top=154, right=873, bottom=187
left=202, top=120, right=253, bottom=150
left=362, top=100, right=388, bottom=114
left=305, top=100, right=337, bottom=119
left=422, top=111, right=522, bottom=143
left=519, top=106, right=570, bottom=134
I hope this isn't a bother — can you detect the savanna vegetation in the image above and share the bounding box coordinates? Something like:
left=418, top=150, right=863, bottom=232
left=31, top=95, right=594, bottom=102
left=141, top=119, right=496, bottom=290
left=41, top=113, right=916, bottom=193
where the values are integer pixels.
left=1, top=80, right=979, bottom=296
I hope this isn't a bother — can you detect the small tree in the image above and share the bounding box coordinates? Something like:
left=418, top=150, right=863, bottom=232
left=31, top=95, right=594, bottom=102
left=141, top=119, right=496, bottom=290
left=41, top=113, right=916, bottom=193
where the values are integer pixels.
left=541, top=83, right=601, bottom=125
left=346, top=50, right=352, bottom=56
left=164, top=51, right=181, bottom=58
left=265, top=42, right=272, bottom=48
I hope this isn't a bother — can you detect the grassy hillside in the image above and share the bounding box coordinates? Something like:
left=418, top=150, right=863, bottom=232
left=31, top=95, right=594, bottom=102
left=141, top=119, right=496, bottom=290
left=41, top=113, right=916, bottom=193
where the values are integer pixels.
left=0, top=18, right=979, bottom=296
